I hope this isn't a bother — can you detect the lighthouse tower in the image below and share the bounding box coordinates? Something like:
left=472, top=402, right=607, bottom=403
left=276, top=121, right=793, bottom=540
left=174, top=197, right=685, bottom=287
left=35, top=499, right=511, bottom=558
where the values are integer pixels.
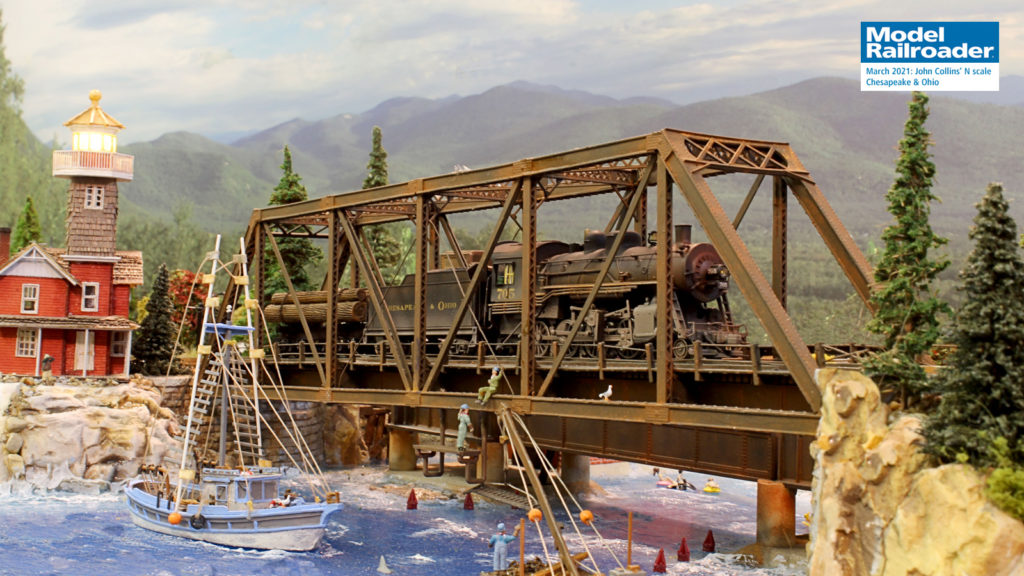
left=52, top=89, right=133, bottom=255
left=0, top=91, right=141, bottom=377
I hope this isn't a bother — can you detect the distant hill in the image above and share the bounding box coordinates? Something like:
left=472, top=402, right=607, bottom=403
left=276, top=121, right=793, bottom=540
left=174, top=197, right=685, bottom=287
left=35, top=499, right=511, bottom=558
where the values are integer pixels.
left=116, top=77, right=1024, bottom=260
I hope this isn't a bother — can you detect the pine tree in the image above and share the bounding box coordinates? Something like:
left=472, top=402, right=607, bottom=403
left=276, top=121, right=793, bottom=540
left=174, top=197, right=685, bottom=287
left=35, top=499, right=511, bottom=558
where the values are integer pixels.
left=11, top=195, right=40, bottom=253
left=363, top=126, right=388, bottom=189
left=864, top=91, right=950, bottom=406
left=263, top=146, right=323, bottom=298
left=271, top=146, right=308, bottom=204
left=133, top=263, right=177, bottom=376
left=922, top=183, right=1024, bottom=467
left=361, top=127, right=402, bottom=280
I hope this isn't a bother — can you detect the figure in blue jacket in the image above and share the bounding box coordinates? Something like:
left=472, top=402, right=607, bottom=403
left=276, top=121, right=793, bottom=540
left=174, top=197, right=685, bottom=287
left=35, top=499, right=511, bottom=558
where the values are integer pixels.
left=488, top=521, right=520, bottom=571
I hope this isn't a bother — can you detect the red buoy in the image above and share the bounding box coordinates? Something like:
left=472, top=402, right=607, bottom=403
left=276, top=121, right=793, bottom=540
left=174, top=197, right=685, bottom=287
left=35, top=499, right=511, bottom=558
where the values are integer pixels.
left=407, top=489, right=418, bottom=510
left=677, top=536, right=690, bottom=561
left=703, top=529, right=716, bottom=553
left=464, top=493, right=474, bottom=510
left=652, top=548, right=667, bottom=573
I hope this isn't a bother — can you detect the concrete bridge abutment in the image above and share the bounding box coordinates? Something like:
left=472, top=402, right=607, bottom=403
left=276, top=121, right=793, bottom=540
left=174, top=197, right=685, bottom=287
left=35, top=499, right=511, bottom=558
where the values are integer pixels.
left=756, top=479, right=797, bottom=548
left=388, top=428, right=417, bottom=471
left=560, top=452, right=591, bottom=496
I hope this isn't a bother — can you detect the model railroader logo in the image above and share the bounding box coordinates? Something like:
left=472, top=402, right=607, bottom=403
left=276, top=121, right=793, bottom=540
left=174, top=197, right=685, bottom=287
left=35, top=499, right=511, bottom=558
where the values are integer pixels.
left=861, top=22, right=999, bottom=91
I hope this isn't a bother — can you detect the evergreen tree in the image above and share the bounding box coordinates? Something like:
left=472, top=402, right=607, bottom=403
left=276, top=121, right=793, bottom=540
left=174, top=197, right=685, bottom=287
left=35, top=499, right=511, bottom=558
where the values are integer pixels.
left=133, top=263, right=177, bottom=376
left=362, top=126, right=388, bottom=189
left=263, top=146, right=322, bottom=298
left=923, top=183, right=1024, bottom=467
left=864, top=91, right=950, bottom=406
left=11, top=195, right=40, bottom=253
left=361, top=127, right=402, bottom=281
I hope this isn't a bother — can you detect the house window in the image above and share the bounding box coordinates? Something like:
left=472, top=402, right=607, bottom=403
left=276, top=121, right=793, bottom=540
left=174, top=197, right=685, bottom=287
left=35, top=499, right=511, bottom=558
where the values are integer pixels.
left=85, top=186, right=104, bottom=209
left=82, top=282, right=99, bottom=312
left=21, top=284, right=39, bottom=314
left=15, top=329, right=37, bottom=357
left=111, top=332, right=128, bottom=357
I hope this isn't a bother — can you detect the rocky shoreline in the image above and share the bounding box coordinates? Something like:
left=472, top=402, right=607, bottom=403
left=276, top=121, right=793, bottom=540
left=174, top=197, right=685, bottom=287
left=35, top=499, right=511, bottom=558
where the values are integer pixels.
left=0, top=374, right=180, bottom=493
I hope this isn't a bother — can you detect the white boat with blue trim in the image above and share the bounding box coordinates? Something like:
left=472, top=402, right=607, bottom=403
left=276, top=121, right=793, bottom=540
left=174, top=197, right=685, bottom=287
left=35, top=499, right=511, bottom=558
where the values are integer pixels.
left=125, top=236, right=341, bottom=551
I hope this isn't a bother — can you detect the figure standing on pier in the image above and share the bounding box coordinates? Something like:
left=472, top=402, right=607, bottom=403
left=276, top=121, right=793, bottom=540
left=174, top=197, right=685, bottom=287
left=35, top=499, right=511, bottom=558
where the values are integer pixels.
left=456, top=404, right=473, bottom=451
left=488, top=521, right=521, bottom=571
left=477, top=366, right=501, bottom=405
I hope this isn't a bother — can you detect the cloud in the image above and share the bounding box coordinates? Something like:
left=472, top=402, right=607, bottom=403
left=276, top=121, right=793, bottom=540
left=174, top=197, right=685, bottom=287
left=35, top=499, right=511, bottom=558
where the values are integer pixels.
left=4, top=0, right=1022, bottom=143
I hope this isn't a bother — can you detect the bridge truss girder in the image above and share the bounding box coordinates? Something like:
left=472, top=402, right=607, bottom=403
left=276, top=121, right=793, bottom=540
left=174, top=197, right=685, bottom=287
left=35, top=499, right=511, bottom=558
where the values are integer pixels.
left=235, top=129, right=872, bottom=416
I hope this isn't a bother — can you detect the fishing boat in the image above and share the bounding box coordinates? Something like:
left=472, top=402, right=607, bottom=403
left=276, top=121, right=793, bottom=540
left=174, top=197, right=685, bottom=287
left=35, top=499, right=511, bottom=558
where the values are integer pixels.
left=125, top=237, right=341, bottom=550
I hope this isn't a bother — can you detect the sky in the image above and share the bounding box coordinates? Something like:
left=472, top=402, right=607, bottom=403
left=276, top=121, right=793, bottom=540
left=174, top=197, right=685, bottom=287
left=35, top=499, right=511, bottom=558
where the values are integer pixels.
left=3, top=0, right=1023, bottom=144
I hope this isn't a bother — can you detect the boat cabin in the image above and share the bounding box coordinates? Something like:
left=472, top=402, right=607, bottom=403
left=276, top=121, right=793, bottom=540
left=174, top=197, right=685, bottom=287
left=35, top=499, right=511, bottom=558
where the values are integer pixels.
left=199, top=468, right=284, bottom=510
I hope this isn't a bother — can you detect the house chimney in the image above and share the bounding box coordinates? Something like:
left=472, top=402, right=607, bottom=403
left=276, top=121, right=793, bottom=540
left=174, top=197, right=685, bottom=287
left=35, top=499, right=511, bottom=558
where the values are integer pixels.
left=0, top=227, right=10, bottom=267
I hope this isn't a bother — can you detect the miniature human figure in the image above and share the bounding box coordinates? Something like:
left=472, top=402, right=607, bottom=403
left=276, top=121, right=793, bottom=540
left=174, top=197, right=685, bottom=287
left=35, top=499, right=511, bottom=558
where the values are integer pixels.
left=488, top=521, right=521, bottom=571
left=477, top=366, right=501, bottom=404
left=271, top=489, right=295, bottom=507
left=675, top=470, right=695, bottom=491
left=704, top=478, right=720, bottom=491
left=41, top=354, right=54, bottom=378
left=456, top=404, right=473, bottom=451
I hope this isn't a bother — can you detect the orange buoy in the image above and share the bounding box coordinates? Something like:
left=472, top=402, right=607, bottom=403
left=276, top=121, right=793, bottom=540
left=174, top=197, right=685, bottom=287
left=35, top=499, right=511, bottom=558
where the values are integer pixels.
left=528, top=508, right=542, bottom=523
left=168, top=512, right=182, bottom=525
left=703, top=529, right=716, bottom=552
left=652, top=548, right=667, bottom=573
left=407, top=489, right=418, bottom=510
left=677, top=536, right=690, bottom=561
left=579, top=510, right=594, bottom=525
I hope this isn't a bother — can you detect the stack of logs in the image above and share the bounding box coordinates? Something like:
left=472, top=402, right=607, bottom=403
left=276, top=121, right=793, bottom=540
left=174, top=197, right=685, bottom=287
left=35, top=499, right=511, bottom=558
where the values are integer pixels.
left=263, top=289, right=368, bottom=323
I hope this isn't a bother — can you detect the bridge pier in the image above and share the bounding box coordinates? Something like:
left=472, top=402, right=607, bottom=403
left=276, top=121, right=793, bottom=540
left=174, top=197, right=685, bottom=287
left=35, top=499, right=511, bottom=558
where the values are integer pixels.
left=483, top=441, right=505, bottom=483
left=388, top=428, right=417, bottom=471
left=560, top=453, right=591, bottom=496
left=756, top=479, right=797, bottom=547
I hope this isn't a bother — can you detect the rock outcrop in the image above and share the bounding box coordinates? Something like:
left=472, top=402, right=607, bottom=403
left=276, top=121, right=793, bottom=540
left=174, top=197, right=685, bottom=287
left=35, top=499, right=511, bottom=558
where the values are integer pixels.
left=0, top=375, right=180, bottom=492
left=809, top=368, right=1024, bottom=576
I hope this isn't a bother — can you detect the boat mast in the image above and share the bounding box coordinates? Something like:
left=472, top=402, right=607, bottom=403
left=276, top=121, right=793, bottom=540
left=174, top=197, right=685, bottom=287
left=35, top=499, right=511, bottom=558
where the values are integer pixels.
left=218, top=341, right=229, bottom=467
left=238, top=237, right=263, bottom=459
left=174, top=234, right=222, bottom=506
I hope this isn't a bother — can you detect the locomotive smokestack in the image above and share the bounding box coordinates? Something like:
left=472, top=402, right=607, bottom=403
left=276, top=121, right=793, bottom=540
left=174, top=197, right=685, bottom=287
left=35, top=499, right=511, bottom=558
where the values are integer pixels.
left=675, top=225, right=691, bottom=246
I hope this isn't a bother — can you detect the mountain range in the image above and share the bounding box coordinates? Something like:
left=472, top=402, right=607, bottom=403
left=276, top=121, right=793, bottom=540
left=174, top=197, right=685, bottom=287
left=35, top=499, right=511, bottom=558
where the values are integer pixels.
left=116, top=77, right=1024, bottom=258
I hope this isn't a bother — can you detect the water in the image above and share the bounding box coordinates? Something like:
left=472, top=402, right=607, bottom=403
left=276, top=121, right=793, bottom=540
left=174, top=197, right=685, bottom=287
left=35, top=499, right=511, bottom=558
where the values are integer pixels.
left=0, top=464, right=810, bottom=576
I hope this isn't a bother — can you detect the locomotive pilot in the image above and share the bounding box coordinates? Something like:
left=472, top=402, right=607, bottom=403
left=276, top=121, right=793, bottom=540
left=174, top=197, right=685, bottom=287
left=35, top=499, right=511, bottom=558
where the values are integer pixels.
left=477, top=366, right=501, bottom=405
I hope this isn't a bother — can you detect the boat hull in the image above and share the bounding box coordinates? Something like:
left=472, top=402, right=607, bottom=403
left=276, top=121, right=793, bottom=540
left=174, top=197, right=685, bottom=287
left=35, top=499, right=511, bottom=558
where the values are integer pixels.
left=124, top=480, right=340, bottom=551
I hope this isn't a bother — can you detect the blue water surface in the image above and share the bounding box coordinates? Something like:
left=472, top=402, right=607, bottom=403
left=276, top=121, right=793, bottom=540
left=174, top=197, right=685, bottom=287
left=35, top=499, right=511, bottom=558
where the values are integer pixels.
left=0, top=464, right=810, bottom=576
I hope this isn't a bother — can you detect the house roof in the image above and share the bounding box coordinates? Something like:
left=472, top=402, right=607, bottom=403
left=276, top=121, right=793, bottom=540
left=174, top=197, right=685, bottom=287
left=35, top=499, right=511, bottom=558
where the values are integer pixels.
left=40, top=245, right=144, bottom=286
left=0, top=243, right=144, bottom=286
left=0, top=244, right=78, bottom=284
left=0, top=314, right=138, bottom=330
left=63, top=90, right=125, bottom=130
left=112, top=251, right=144, bottom=284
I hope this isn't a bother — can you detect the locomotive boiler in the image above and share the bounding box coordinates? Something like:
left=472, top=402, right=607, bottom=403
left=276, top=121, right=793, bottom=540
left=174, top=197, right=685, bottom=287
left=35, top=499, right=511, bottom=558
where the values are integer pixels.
left=270, top=224, right=745, bottom=359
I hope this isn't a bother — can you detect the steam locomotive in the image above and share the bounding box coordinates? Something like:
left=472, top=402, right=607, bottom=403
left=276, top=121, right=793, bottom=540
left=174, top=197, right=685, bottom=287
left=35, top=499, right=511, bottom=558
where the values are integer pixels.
left=301, top=223, right=746, bottom=359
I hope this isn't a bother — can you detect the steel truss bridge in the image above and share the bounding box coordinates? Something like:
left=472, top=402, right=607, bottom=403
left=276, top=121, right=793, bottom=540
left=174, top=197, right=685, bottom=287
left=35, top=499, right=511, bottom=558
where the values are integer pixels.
left=220, top=129, right=875, bottom=490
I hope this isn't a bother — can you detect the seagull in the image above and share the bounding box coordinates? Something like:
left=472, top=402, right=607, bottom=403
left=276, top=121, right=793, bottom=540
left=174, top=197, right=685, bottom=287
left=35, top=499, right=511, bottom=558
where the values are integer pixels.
left=598, top=384, right=613, bottom=401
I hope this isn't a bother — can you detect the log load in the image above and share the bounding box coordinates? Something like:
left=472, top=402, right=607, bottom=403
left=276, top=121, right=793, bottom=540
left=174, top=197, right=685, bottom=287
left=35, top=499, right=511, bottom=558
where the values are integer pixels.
left=263, top=301, right=367, bottom=323
left=268, top=288, right=368, bottom=306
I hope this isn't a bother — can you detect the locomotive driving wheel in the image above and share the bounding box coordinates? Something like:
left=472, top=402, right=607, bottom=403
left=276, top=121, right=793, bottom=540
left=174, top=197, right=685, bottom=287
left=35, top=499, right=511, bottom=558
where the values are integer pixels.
left=556, top=319, right=582, bottom=358
left=673, top=340, right=691, bottom=359
left=616, top=346, right=643, bottom=360
left=534, top=321, right=551, bottom=357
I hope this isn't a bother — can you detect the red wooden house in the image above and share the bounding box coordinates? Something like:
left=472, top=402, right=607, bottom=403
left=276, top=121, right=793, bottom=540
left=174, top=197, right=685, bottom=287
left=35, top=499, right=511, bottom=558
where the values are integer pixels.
left=0, top=90, right=142, bottom=377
